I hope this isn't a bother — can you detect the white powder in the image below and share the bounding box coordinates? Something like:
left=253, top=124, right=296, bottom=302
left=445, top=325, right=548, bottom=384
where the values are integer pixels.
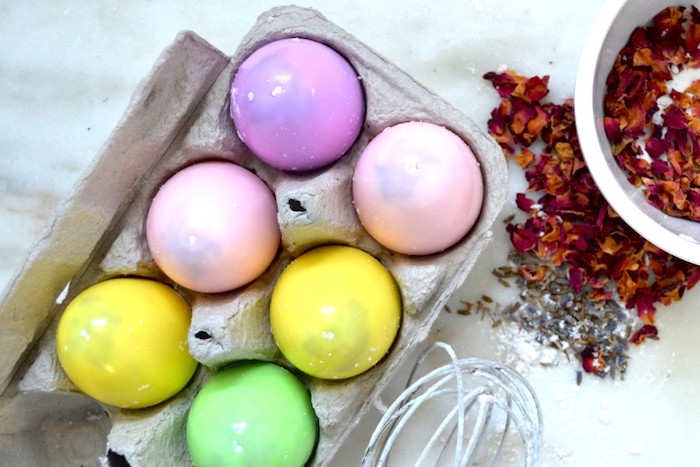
left=649, top=65, right=700, bottom=132
left=641, top=65, right=700, bottom=164
left=628, top=440, right=646, bottom=455
left=667, top=66, right=700, bottom=94
left=493, top=322, right=564, bottom=374
left=55, top=281, right=70, bottom=305
left=597, top=399, right=612, bottom=425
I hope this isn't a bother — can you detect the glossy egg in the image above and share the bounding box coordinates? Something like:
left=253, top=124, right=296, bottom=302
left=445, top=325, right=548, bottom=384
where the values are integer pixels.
left=146, top=161, right=280, bottom=293
left=186, top=361, right=318, bottom=467
left=270, top=245, right=401, bottom=380
left=352, top=121, right=484, bottom=255
left=55, top=278, right=197, bottom=409
left=230, top=37, right=365, bottom=172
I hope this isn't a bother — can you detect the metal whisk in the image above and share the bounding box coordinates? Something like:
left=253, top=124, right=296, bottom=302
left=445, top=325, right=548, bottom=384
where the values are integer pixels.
left=362, top=342, right=542, bottom=466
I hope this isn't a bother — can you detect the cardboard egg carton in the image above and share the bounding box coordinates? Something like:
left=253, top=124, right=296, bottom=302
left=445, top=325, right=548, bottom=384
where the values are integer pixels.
left=0, top=6, right=507, bottom=466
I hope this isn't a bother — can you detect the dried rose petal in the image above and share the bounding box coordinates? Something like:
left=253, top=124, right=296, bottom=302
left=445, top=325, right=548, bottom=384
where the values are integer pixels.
left=523, top=75, right=550, bottom=102
left=514, top=149, right=535, bottom=168
left=604, top=5, right=700, bottom=222
left=507, top=223, right=538, bottom=253
left=645, top=137, right=667, bottom=159
left=604, top=117, right=623, bottom=142
left=630, top=324, right=659, bottom=344
left=515, top=193, right=535, bottom=211
left=581, top=347, right=605, bottom=375
left=663, top=106, right=688, bottom=130
left=484, top=66, right=700, bottom=378
left=483, top=70, right=521, bottom=100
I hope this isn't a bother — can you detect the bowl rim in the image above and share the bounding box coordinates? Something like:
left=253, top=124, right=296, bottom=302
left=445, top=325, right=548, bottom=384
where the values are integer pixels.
left=575, top=0, right=700, bottom=265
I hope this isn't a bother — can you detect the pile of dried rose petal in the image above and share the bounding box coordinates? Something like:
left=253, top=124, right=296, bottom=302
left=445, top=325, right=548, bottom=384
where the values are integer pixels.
left=605, top=5, right=700, bottom=220
left=479, top=69, right=700, bottom=378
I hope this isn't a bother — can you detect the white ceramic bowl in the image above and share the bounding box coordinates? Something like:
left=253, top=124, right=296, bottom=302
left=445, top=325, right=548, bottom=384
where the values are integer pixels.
left=575, top=0, right=700, bottom=265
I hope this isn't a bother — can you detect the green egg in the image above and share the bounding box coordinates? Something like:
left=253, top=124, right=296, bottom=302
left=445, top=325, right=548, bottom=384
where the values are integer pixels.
left=186, top=361, right=318, bottom=467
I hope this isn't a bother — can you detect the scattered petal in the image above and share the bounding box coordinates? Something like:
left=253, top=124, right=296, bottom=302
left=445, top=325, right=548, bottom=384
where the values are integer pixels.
left=482, top=63, right=700, bottom=379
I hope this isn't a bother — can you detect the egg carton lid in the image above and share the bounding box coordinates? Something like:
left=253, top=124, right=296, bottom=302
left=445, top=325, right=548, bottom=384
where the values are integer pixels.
left=0, top=5, right=508, bottom=466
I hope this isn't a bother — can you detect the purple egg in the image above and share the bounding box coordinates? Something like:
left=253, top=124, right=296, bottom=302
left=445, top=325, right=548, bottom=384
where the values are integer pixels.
left=230, top=38, right=365, bottom=172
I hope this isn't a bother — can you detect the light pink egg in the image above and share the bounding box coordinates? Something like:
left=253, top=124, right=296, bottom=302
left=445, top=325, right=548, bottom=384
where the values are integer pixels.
left=352, top=121, right=484, bottom=255
left=146, top=161, right=280, bottom=293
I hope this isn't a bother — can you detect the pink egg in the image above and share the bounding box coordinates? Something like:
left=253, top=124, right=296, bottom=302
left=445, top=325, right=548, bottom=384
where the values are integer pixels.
left=352, top=122, right=484, bottom=255
left=230, top=38, right=365, bottom=172
left=146, top=162, right=280, bottom=293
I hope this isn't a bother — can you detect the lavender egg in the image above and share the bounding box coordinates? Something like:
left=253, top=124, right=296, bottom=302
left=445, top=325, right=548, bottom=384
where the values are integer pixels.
left=230, top=38, right=365, bottom=172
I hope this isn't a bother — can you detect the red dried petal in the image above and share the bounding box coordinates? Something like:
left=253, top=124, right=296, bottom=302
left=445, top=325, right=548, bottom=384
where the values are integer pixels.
left=604, top=117, right=623, bottom=142
left=645, top=137, right=667, bottom=159
left=629, top=25, right=651, bottom=49
left=507, top=223, right=537, bottom=253
left=581, top=347, right=605, bottom=375
left=625, top=288, right=657, bottom=324
left=629, top=324, right=659, bottom=344
left=486, top=65, right=700, bottom=377
left=687, top=266, right=700, bottom=288
left=663, top=106, right=688, bottom=130
left=686, top=23, right=700, bottom=50
left=652, top=6, right=686, bottom=44
left=483, top=70, right=521, bottom=100
left=603, top=6, right=700, bottom=223
left=569, top=266, right=586, bottom=293
left=515, top=193, right=535, bottom=211
left=649, top=160, right=672, bottom=178
left=524, top=75, right=550, bottom=102
left=483, top=70, right=550, bottom=104
left=511, top=101, right=538, bottom=135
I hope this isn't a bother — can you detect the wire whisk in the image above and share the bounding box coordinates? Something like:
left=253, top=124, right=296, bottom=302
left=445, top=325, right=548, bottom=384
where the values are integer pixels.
left=362, top=342, right=542, bottom=466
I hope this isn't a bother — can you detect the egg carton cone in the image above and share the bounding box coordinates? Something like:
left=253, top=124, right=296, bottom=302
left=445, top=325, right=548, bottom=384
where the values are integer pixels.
left=0, top=6, right=508, bottom=466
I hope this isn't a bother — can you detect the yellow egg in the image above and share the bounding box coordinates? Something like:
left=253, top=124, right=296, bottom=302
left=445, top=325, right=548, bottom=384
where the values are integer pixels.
left=56, top=278, right=198, bottom=408
left=270, top=245, right=402, bottom=380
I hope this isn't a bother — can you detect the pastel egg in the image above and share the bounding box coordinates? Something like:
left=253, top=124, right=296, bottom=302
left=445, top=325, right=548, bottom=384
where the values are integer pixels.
left=270, top=245, right=401, bottom=380
left=146, top=161, right=280, bottom=293
left=352, top=121, right=484, bottom=255
left=230, top=37, right=365, bottom=172
left=186, top=361, right=318, bottom=467
left=55, top=278, right=198, bottom=409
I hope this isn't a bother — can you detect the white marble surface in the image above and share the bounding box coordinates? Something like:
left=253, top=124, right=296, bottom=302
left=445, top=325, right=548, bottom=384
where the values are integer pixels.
left=2, top=1, right=700, bottom=466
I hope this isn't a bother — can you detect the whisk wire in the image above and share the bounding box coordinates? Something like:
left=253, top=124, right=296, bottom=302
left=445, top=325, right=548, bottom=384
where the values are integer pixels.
left=415, top=385, right=491, bottom=467
left=459, top=390, right=494, bottom=467
left=361, top=342, right=542, bottom=467
left=406, top=342, right=469, bottom=466
left=377, top=382, right=456, bottom=466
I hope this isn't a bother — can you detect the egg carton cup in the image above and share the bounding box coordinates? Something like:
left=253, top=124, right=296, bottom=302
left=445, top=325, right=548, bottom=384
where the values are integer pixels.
left=0, top=6, right=507, bottom=466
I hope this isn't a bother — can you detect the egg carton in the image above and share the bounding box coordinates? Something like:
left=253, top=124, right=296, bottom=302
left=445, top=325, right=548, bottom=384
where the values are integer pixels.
left=0, top=6, right=507, bottom=466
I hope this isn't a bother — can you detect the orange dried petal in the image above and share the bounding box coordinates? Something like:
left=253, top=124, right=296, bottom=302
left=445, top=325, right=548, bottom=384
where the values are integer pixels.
left=514, top=149, right=536, bottom=168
